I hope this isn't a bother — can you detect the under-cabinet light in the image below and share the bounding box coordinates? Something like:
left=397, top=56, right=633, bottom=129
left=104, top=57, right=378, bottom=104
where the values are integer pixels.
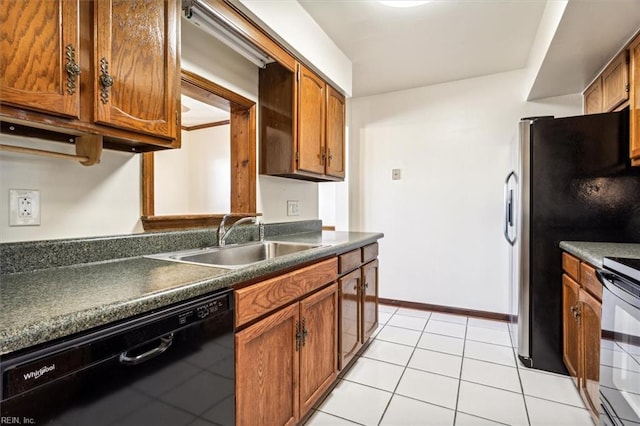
left=378, top=1, right=430, bottom=7
left=184, top=0, right=275, bottom=69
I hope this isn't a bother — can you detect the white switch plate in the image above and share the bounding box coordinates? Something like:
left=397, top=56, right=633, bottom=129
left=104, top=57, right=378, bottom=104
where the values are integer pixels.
left=287, top=200, right=299, bottom=216
left=9, top=189, right=40, bottom=226
left=392, top=169, right=401, bottom=180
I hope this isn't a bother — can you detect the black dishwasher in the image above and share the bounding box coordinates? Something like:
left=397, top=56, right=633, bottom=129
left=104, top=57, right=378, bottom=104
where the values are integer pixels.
left=0, top=289, right=234, bottom=426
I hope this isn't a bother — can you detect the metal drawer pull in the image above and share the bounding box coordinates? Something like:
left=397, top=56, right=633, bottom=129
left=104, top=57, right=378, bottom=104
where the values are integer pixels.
left=119, top=333, right=174, bottom=365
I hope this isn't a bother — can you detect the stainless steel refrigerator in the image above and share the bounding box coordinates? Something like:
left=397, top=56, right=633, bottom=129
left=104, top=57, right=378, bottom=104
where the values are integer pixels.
left=504, top=109, right=640, bottom=374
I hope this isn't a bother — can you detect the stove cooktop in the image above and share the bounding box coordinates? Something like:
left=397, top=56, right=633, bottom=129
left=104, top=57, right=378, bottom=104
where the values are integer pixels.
left=603, top=257, right=640, bottom=283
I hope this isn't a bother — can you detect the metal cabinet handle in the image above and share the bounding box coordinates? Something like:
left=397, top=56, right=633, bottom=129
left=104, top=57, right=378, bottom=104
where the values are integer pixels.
left=301, top=317, right=308, bottom=347
left=65, top=44, right=81, bottom=95
left=570, top=304, right=581, bottom=328
left=119, top=333, right=174, bottom=365
left=99, top=57, right=114, bottom=104
left=295, top=321, right=301, bottom=352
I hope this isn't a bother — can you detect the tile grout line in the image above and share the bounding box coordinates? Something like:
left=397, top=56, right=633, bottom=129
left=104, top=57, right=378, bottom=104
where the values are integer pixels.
left=316, top=309, right=533, bottom=426
left=452, top=316, right=469, bottom=426
left=375, top=311, right=432, bottom=425
left=510, top=323, right=532, bottom=426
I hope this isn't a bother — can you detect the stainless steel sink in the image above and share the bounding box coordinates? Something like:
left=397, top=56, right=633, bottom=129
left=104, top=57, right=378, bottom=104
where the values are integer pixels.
left=147, top=241, right=322, bottom=269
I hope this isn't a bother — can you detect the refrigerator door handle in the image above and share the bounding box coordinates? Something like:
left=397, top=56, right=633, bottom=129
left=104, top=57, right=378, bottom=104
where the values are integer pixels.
left=504, top=171, right=517, bottom=246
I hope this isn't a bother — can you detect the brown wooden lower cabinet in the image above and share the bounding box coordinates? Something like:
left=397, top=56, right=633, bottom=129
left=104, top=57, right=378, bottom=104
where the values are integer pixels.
left=338, top=244, right=379, bottom=370
left=235, top=282, right=338, bottom=425
left=580, top=288, right=602, bottom=415
left=562, top=252, right=602, bottom=422
left=339, top=268, right=361, bottom=368
left=236, top=302, right=299, bottom=426
left=562, top=274, right=581, bottom=379
left=299, top=284, right=339, bottom=415
left=362, top=259, right=379, bottom=341
left=235, top=243, right=380, bottom=425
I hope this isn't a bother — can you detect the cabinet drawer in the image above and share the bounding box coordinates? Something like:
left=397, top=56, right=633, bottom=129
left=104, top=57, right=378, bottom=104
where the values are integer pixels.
left=339, top=249, right=361, bottom=274
left=235, top=257, right=338, bottom=327
left=362, top=243, right=379, bottom=264
left=580, top=263, right=603, bottom=301
left=562, top=253, right=580, bottom=282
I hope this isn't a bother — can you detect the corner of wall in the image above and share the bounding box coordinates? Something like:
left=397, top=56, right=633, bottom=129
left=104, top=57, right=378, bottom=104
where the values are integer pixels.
left=523, top=0, right=569, bottom=101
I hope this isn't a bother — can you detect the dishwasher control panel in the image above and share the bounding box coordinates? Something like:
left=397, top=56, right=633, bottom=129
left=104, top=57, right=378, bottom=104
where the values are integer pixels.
left=178, top=294, right=229, bottom=326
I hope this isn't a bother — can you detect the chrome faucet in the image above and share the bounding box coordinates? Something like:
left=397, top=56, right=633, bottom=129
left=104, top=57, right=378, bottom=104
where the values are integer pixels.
left=217, top=215, right=260, bottom=247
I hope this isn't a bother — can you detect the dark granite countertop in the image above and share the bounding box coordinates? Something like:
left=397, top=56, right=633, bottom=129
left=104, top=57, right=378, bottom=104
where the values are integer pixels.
left=0, top=229, right=382, bottom=355
left=559, top=241, right=640, bottom=268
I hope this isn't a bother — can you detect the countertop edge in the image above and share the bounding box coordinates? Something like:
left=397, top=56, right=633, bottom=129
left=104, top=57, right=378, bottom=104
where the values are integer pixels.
left=559, top=241, right=640, bottom=269
left=1, top=232, right=383, bottom=356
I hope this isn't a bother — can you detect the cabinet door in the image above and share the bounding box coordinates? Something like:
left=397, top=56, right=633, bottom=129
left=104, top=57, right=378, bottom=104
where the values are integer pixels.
left=630, top=35, right=640, bottom=166
left=94, top=0, right=178, bottom=139
left=362, top=259, right=379, bottom=342
left=583, top=78, right=603, bottom=115
left=0, top=0, right=80, bottom=118
left=562, top=274, right=581, bottom=380
left=299, top=284, right=338, bottom=415
left=297, top=64, right=325, bottom=175
left=326, top=86, right=345, bottom=179
left=339, top=269, right=362, bottom=369
left=236, top=303, right=299, bottom=426
left=580, top=289, right=601, bottom=415
left=602, top=52, right=629, bottom=112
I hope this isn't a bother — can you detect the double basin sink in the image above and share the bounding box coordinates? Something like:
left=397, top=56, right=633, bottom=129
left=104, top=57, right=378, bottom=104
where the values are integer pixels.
left=147, top=241, right=323, bottom=269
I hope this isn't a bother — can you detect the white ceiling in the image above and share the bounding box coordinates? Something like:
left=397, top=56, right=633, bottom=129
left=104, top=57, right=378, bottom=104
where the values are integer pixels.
left=181, top=95, right=230, bottom=128
left=297, top=0, right=640, bottom=99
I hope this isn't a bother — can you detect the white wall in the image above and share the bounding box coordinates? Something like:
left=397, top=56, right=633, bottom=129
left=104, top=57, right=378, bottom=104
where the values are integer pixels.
left=237, top=0, right=352, bottom=96
left=154, top=126, right=231, bottom=215
left=188, top=126, right=231, bottom=213
left=349, top=69, right=582, bottom=314
left=524, top=0, right=568, bottom=100
left=259, top=176, right=318, bottom=223
left=0, top=134, right=142, bottom=243
left=0, top=20, right=321, bottom=243
left=318, top=118, right=350, bottom=231
left=182, top=19, right=319, bottom=223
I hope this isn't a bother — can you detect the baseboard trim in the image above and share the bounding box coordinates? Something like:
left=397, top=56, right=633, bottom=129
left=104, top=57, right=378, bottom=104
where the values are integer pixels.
left=378, top=298, right=510, bottom=322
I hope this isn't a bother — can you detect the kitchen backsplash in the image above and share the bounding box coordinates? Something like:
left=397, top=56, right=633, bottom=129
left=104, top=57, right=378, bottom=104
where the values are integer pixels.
left=0, top=220, right=322, bottom=275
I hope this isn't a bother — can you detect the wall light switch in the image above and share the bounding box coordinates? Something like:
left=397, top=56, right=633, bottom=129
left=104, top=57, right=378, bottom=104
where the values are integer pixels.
left=287, top=200, right=299, bottom=216
left=392, top=169, right=401, bottom=180
left=10, top=189, right=40, bottom=226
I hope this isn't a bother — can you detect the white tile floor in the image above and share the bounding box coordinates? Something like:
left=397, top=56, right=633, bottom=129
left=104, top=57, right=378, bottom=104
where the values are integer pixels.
left=304, top=305, right=593, bottom=426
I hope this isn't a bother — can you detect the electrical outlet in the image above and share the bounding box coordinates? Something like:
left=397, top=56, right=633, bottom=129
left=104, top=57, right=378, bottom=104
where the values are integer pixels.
left=392, top=169, right=401, bottom=180
left=287, top=200, right=299, bottom=216
left=9, top=189, right=40, bottom=226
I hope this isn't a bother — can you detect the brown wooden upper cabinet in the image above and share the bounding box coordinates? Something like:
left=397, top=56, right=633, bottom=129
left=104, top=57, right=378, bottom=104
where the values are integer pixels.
left=0, top=0, right=180, bottom=152
left=602, top=52, right=629, bottom=112
left=94, top=0, right=179, bottom=140
left=1, top=1, right=80, bottom=118
left=583, top=78, right=603, bottom=115
left=326, top=85, right=346, bottom=178
left=260, top=62, right=346, bottom=182
left=583, top=52, right=629, bottom=115
left=583, top=31, right=640, bottom=166
left=630, top=33, right=640, bottom=166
